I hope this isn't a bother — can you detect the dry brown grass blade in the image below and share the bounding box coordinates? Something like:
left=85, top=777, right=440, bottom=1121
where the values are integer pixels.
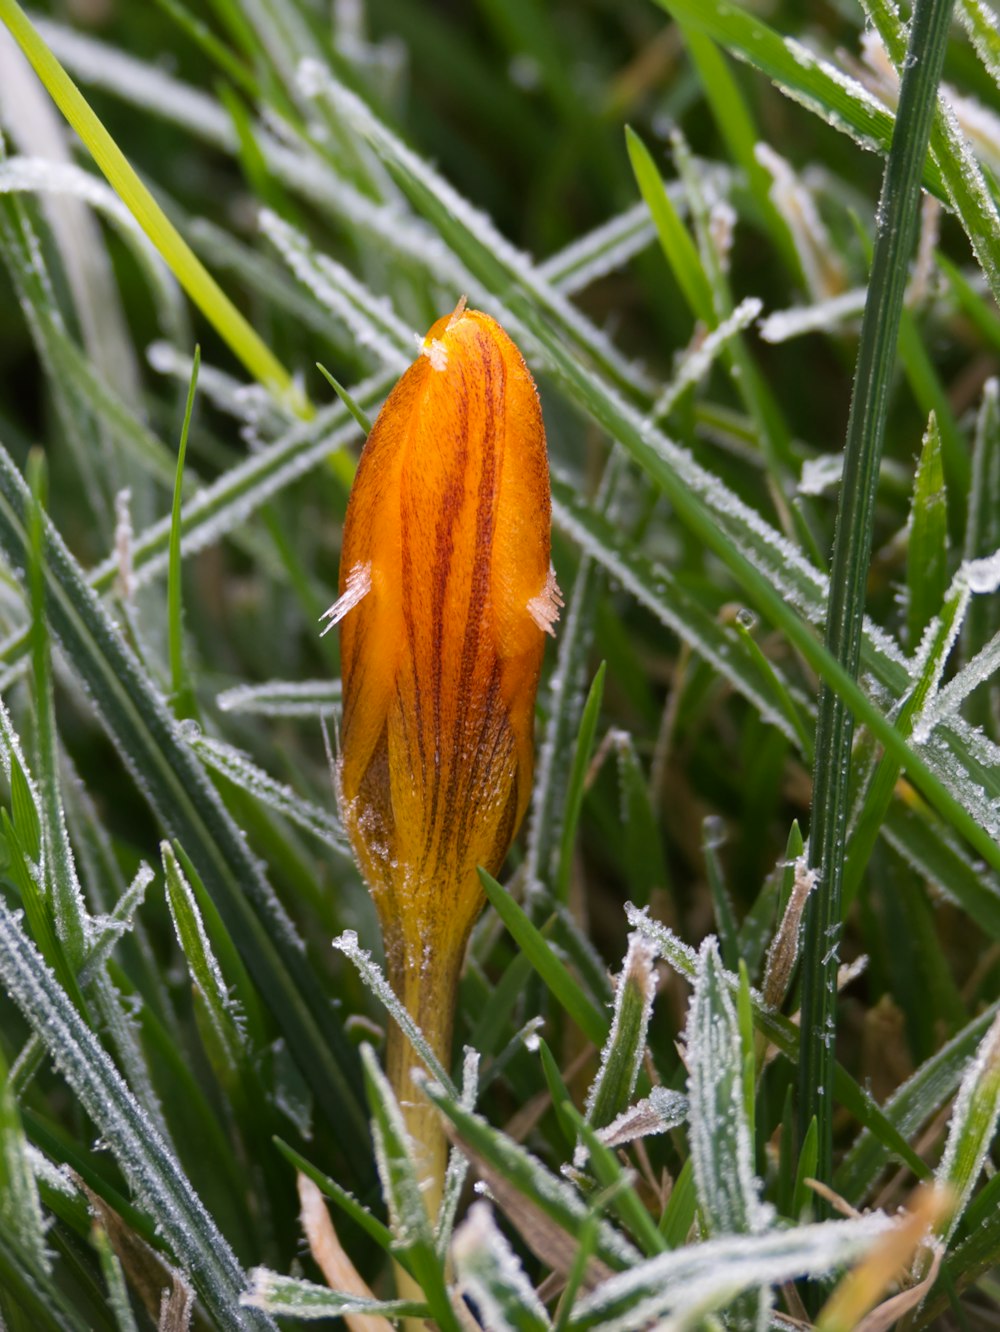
left=297, top=1172, right=393, bottom=1332
left=816, top=1184, right=951, bottom=1332
left=75, top=1173, right=206, bottom=1331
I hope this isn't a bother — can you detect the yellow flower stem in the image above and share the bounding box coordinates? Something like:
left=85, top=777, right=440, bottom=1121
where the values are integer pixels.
left=383, top=923, right=465, bottom=1311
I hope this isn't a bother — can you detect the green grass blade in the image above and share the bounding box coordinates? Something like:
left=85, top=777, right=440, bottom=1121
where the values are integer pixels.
left=0, top=901, right=276, bottom=1332
left=907, top=413, right=949, bottom=648
left=797, top=0, right=957, bottom=1185
left=451, top=1204, right=553, bottom=1332
left=933, top=1012, right=1000, bottom=1247
left=555, top=662, right=606, bottom=903
left=360, top=1046, right=462, bottom=1332
left=478, top=870, right=608, bottom=1048
left=0, top=442, right=370, bottom=1169
left=0, top=0, right=305, bottom=412
left=167, top=348, right=200, bottom=722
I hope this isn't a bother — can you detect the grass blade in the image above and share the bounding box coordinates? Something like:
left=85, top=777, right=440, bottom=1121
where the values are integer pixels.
left=797, top=0, right=957, bottom=1185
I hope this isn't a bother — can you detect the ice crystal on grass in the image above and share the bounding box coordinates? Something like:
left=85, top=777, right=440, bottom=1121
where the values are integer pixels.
left=216, top=679, right=341, bottom=718
left=259, top=211, right=413, bottom=373
left=0, top=901, right=275, bottom=1332
left=333, top=932, right=454, bottom=1093
left=760, top=288, right=867, bottom=344
left=578, top=934, right=657, bottom=1165
left=452, top=1204, right=552, bottom=1332
left=653, top=297, right=763, bottom=419
left=686, top=937, right=773, bottom=1237
left=191, top=735, right=348, bottom=856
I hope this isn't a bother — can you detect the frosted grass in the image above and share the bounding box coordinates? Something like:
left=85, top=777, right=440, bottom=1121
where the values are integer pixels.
left=295, top=59, right=657, bottom=399
left=452, top=1204, right=552, bottom=1332
left=0, top=900, right=276, bottom=1332
left=686, top=938, right=772, bottom=1237
left=435, top=1047, right=479, bottom=1255
left=653, top=296, right=763, bottom=418
left=333, top=931, right=455, bottom=1094
left=191, top=734, right=349, bottom=856
left=536, top=202, right=656, bottom=294
left=958, top=0, right=1000, bottom=90
left=759, top=288, right=867, bottom=344
left=35, top=18, right=235, bottom=150
left=216, top=679, right=341, bottom=718
left=259, top=210, right=412, bottom=373
left=164, top=842, right=248, bottom=1071
left=933, top=1010, right=1000, bottom=1247
left=567, top=1214, right=891, bottom=1330
left=755, top=143, right=844, bottom=301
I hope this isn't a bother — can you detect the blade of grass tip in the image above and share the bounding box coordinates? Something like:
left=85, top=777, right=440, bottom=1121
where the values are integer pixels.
left=316, top=363, right=374, bottom=435
left=675, top=23, right=802, bottom=281
left=168, top=347, right=200, bottom=723
left=0, top=0, right=307, bottom=416
left=797, top=0, right=956, bottom=1193
left=478, top=870, right=608, bottom=1048
left=555, top=662, right=606, bottom=904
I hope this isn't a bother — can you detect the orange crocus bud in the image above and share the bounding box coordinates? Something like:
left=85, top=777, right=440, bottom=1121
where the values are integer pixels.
left=326, top=301, right=560, bottom=1211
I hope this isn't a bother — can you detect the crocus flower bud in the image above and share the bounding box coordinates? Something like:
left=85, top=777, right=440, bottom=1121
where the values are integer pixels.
left=326, top=301, right=559, bottom=1209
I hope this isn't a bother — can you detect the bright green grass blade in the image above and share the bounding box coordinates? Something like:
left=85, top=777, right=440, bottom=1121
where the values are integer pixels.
left=0, top=902, right=276, bottom=1332
left=316, top=363, right=374, bottom=435
left=478, top=870, right=607, bottom=1048
left=907, top=413, right=949, bottom=649
left=167, top=347, right=200, bottom=722
left=626, top=127, right=714, bottom=322
left=555, top=662, right=606, bottom=903
left=0, top=442, right=370, bottom=1170
left=0, top=0, right=306, bottom=412
left=797, top=0, right=957, bottom=1185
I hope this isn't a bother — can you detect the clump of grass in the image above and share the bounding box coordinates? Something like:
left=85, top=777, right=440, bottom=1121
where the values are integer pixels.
left=0, top=0, right=999, bottom=1328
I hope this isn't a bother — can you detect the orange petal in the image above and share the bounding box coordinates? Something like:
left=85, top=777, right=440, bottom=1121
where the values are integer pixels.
left=336, top=308, right=556, bottom=973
